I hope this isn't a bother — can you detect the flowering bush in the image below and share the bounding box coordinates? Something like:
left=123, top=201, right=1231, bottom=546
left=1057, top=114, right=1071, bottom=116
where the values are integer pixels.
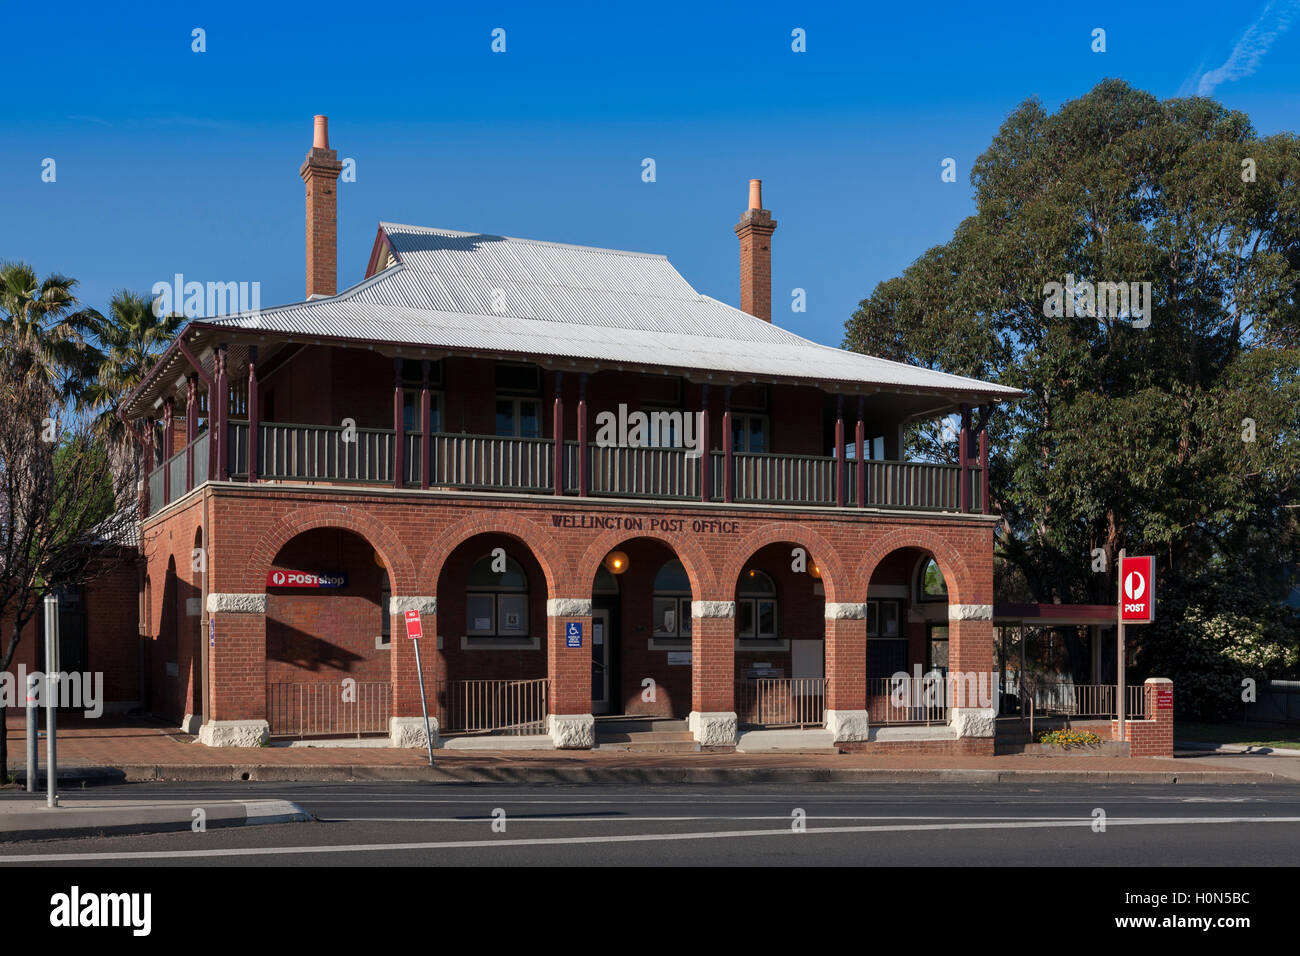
left=1038, top=730, right=1102, bottom=747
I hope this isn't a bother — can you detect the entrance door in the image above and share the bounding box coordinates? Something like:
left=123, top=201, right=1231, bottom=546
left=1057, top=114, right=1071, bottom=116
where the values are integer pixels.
left=591, top=609, right=611, bottom=714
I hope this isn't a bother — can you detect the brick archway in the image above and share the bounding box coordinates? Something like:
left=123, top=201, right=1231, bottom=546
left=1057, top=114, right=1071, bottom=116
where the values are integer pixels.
left=419, top=512, right=566, bottom=596
left=248, top=504, right=415, bottom=593
left=854, top=527, right=977, bottom=607
left=574, top=530, right=715, bottom=599
left=718, top=523, right=848, bottom=604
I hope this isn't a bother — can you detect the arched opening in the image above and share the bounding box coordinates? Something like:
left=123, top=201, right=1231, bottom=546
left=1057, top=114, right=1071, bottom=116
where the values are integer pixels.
left=156, top=555, right=180, bottom=720
left=435, top=533, right=549, bottom=736
left=732, top=542, right=826, bottom=728
left=591, top=538, right=694, bottom=718
left=864, top=547, right=951, bottom=726
left=184, top=526, right=204, bottom=723
left=265, top=527, right=391, bottom=738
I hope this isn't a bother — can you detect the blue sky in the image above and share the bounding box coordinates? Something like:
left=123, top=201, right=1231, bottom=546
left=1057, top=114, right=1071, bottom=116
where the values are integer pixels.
left=2, top=0, right=1298, bottom=348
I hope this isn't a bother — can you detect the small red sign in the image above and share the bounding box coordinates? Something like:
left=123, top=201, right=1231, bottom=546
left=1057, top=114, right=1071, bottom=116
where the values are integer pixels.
left=266, top=570, right=348, bottom=588
left=404, top=609, right=423, bottom=640
left=1156, top=689, right=1173, bottom=710
left=1120, top=556, right=1155, bottom=624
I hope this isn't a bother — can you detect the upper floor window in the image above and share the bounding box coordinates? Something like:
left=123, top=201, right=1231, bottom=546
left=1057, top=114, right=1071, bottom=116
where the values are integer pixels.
left=496, top=397, right=541, bottom=438
left=731, top=414, right=768, bottom=453
left=736, top=569, right=778, bottom=639
left=402, top=391, right=442, bottom=433
left=466, top=554, right=529, bottom=637
left=652, top=558, right=691, bottom=639
left=917, top=557, right=948, bottom=602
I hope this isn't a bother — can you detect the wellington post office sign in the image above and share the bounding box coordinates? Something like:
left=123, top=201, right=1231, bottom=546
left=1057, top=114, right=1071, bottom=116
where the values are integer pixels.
left=266, top=570, right=349, bottom=588
left=1120, top=556, right=1155, bottom=624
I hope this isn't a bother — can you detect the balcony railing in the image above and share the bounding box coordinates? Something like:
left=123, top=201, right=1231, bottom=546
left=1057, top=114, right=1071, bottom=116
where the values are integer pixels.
left=146, top=419, right=987, bottom=517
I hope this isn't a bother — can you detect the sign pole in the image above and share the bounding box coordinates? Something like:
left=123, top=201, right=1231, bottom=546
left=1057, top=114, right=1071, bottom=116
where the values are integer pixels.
left=25, top=675, right=38, bottom=793
left=43, top=593, right=59, bottom=808
left=1116, top=548, right=1126, bottom=744
left=412, top=637, right=434, bottom=768
left=403, top=610, right=435, bottom=767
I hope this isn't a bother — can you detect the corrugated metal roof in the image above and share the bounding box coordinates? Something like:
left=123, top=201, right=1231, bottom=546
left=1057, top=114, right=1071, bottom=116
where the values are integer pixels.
left=199, top=222, right=1022, bottom=399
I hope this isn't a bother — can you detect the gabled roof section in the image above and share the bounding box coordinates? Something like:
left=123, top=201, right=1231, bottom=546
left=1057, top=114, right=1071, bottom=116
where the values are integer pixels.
left=126, top=222, right=1022, bottom=417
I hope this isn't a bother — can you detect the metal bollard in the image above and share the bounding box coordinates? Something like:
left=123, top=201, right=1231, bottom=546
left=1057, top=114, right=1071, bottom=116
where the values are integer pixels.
left=25, top=674, right=38, bottom=793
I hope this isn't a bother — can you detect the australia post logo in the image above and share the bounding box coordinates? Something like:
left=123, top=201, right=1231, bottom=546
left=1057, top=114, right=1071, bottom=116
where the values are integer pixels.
left=266, top=569, right=349, bottom=589
left=1120, top=556, right=1155, bottom=624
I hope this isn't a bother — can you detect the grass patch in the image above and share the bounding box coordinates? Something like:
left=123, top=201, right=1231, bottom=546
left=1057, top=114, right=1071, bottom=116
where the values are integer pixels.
left=1175, top=721, right=1300, bottom=750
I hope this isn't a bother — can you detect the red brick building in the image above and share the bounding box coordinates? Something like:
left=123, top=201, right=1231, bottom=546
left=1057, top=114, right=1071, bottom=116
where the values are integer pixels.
left=119, top=116, right=1033, bottom=754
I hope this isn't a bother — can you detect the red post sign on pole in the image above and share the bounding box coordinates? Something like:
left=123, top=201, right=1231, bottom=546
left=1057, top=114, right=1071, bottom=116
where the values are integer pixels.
left=1120, top=555, right=1156, bottom=624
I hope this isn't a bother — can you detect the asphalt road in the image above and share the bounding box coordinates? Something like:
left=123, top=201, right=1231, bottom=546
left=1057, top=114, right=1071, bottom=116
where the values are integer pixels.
left=2, top=780, right=1299, bottom=866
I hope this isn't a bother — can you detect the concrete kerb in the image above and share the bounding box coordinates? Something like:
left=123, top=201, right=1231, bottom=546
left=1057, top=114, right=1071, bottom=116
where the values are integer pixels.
left=1175, top=740, right=1300, bottom=758
left=93, top=763, right=1280, bottom=786
left=0, top=797, right=310, bottom=843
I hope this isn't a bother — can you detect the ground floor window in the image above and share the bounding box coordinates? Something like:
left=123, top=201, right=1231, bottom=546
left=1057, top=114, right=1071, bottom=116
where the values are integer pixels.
left=466, top=554, right=530, bottom=637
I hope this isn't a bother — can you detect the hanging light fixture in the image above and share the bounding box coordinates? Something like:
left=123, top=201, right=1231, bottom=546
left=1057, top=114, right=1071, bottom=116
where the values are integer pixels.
left=605, top=550, right=630, bottom=575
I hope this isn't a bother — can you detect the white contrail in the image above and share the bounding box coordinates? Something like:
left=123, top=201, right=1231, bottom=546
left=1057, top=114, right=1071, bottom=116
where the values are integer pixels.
left=1196, top=0, right=1300, bottom=95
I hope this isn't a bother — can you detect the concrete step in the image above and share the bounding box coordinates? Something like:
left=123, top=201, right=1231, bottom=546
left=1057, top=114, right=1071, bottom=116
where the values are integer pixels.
left=594, top=716, right=689, bottom=734
left=595, top=731, right=696, bottom=744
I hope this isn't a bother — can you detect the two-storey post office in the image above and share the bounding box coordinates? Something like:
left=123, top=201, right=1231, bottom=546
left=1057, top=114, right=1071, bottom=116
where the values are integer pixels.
left=121, top=117, right=1023, bottom=753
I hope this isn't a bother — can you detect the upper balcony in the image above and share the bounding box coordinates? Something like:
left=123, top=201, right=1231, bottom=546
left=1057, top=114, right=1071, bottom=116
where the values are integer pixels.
left=146, top=416, right=986, bottom=517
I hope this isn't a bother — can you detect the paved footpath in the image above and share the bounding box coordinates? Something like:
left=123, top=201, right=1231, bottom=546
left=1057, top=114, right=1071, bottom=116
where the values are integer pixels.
left=5, top=715, right=1294, bottom=784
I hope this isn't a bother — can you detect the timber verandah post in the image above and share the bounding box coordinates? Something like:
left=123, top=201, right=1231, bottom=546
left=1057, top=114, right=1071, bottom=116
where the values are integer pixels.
left=722, top=385, right=734, bottom=503
left=247, top=346, right=259, bottom=483
left=392, top=358, right=404, bottom=489
left=855, top=395, right=866, bottom=509
left=958, top=403, right=971, bottom=513
left=553, top=370, right=564, bottom=496
left=421, top=360, right=432, bottom=490
left=213, top=344, right=229, bottom=481
left=835, top=394, right=846, bottom=507
left=699, top=383, right=710, bottom=502
left=161, top=398, right=174, bottom=503
left=185, top=375, right=197, bottom=492
left=979, top=404, right=991, bottom=515
left=577, top=372, right=588, bottom=497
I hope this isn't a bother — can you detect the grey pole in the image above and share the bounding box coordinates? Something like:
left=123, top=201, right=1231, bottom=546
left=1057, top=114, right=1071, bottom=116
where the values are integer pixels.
left=1116, top=548, right=1126, bottom=744
left=411, top=638, right=435, bottom=767
left=43, top=593, right=59, bottom=808
left=25, top=674, right=38, bottom=793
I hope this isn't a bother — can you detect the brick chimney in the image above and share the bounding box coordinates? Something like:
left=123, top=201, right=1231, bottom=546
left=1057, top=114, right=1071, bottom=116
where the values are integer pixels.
left=299, top=115, right=345, bottom=299
left=734, top=178, right=777, bottom=321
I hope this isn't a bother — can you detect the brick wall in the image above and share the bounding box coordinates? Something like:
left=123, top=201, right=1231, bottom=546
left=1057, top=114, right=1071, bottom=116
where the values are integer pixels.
left=151, top=482, right=995, bottom=726
left=1110, top=678, right=1174, bottom=757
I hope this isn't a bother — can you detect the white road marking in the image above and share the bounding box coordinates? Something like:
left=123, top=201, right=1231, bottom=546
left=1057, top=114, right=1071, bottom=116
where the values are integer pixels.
left=2, top=816, right=1298, bottom=863
left=316, top=814, right=1087, bottom=823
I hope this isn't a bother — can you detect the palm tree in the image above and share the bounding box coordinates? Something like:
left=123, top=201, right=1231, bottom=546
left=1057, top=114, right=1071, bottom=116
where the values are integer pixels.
left=82, top=290, right=183, bottom=443
left=0, top=261, right=102, bottom=403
